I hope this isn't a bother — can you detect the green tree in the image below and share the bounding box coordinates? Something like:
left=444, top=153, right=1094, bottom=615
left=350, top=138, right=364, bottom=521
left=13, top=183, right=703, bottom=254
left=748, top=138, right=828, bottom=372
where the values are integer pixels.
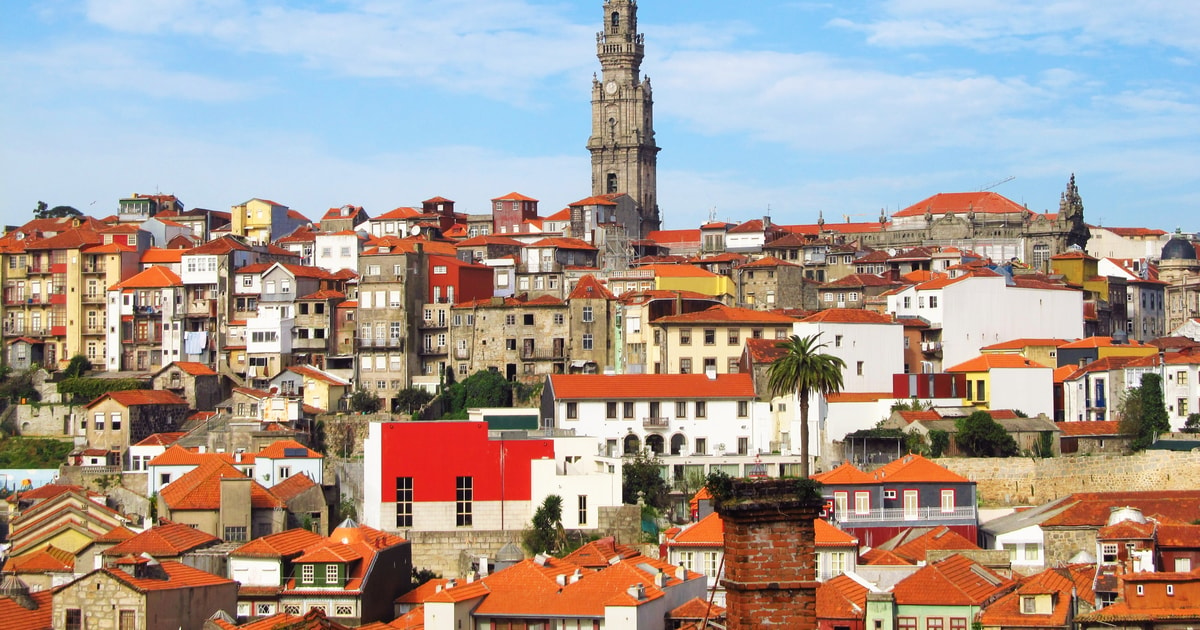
left=767, top=334, right=846, bottom=477
left=622, top=449, right=670, bottom=511
left=1183, top=413, right=1200, bottom=434
left=955, top=411, right=1019, bottom=457
left=928, top=429, right=950, bottom=457
left=1120, top=374, right=1171, bottom=450
left=891, top=397, right=932, bottom=412
left=63, top=355, right=93, bottom=379
left=348, top=388, right=381, bottom=414
left=33, top=201, right=82, bottom=220
left=441, top=369, right=512, bottom=419
left=523, top=495, right=566, bottom=555
left=394, top=387, right=433, bottom=414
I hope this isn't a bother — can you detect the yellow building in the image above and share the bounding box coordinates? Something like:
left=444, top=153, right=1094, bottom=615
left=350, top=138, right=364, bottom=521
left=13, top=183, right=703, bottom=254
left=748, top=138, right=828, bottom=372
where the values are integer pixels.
left=945, top=354, right=1054, bottom=416
left=640, top=263, right=736, bottom=302
left=649, top=304, right=797, bottom=375
left=979, top=338, right=1073, bottom=371
left=230, top=198, right=309, bottom=245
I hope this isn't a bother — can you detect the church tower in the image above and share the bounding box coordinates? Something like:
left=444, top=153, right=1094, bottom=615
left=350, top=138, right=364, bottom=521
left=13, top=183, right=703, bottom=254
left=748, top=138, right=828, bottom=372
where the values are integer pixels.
left=588, top=0, right=661, bottom=236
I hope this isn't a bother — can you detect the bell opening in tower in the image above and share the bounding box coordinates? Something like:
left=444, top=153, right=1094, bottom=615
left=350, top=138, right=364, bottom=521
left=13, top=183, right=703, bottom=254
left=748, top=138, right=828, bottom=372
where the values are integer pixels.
left=607, top=173, right=618, bottom=194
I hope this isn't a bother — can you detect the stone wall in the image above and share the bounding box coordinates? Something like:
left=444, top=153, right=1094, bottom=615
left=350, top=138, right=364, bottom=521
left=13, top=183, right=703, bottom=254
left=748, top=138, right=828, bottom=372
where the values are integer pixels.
left=934, top=450, right=1200, bottom=506
left=11, top=403, right=73, bottom=436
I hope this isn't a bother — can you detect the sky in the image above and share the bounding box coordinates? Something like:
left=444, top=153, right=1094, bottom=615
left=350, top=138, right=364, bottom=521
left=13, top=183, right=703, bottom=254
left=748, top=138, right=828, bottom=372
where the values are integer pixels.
left=2, top=0, right=1198, bottom=233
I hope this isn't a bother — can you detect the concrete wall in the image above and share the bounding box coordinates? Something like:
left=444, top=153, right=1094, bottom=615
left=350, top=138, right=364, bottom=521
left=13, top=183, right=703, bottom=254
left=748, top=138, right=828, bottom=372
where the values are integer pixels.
left=935, top=450, right=1200, bottom=506
left=11, top=403, right=74, bottom=436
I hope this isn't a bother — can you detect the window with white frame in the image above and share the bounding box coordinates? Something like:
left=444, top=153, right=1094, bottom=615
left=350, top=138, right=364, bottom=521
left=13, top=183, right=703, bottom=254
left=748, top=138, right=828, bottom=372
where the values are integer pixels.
left=854, top=492, right=870, bottom=514
left=940, top=489, right=955, bottom=513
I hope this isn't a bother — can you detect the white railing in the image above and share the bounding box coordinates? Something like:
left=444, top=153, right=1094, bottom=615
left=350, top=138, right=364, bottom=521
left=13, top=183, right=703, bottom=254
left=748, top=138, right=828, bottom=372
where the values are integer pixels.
left=835, top=505, right=975, bottom=523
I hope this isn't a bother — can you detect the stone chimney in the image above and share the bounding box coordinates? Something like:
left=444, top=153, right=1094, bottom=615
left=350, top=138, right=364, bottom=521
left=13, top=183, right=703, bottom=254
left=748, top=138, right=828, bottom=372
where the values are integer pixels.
left=714, top=478, right=822, bottom=630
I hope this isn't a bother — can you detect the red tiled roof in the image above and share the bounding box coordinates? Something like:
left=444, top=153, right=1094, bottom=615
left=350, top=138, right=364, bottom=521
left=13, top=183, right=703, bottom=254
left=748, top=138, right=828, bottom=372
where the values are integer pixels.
left=186, top=236, right=251, bottom=255
left=893, top=192, right=1028, bottom=218
left=549, top=373, right=754, bottom=400
left=562, top=537, right=642, bottom=569
left=821, top=273, right=898, bottom=288
left=109, top=266, right=183, bottom=290
left=825, top=392, right=891, bottom=403
left=1056, top=421, right=1124, bottom=437
left=258, top=440, right=321, bottom=460
left=666, top=512, right=723, bottom=547
left=945, top=354, right=1049, bottom=372
left=159, top=458, right=284, bottom=511
left=744, top=337, right=788, bottom=364
left=287, top=365, right=350, bottom=387
left=892, top=554, right=1014, bottom=606
left=818, top=574, right=868, bottom=620
left=981, top=338, right=1072, bottom=351
left=860, top=548, right=914, bottom=565
left=87, top=389, right=188, bottom=408
left=801, top=309, right=895, bottom=324
left=1040, top=491, right=1200, bottom=527
left=0, top=589, right=53, bottom=630
left=869, top=453, right=970, bottom=483
left=980, top=567, right=1078, bottom=627
left=527, top=237, right=597, bottom=251
left=568, top=275, right=616, bottom=301
left=169, top=361, right=217, bottom=376
left=646, top=229, right=700, bottom=244
left=889, top=526, right=980, bottom=562
left=639, top=263, right=717, bottom=278
left=141, top=248, right=184, bottom=263
left=102, top=520, right=221, bottom=557
left=102, top=559, right=235, bottom=592
left=1059, top=336, right=1156, bottom=350
left=655, top=304, right=797, bottom=325
left=671, top=597, right=726, bottom=620
left=491, top=192, right=538, bottom=202
left=738, top=255, right=799, bottom=268
left=232, top=527, right=327, bottom=558
left=2, top=544, right=75, bottom=573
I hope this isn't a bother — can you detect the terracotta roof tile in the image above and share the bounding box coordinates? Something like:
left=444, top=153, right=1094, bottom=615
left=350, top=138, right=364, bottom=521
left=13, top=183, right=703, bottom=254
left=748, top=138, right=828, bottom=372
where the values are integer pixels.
left=0, top=590, right=53, bottom=630
left=568, top=275, right=616, bottom=301
left=102, top=520, right=221, bottom=557
left=102, top=559, right=235, bottom=592
left=818, top=574, right=868, bottom=619
left=169, top=361, right=217, bottom=376
left=87, top=389, right=188, bottom=408
left=1056, top=421, right=1124, bottom=437
left=159, top=459, right=284, bottom=511
left=270, top=473, right=318, bottom=502
left=549, top=373, right=754, bottom=400
left=801, top=309, right=896, bottom=324
left=109, top=266, right=183, bottom=290
left=893, top=192, right=1028, bottom=218
left=946, top=354, right=1049, bottom=372
left=232, top=528, right=327, bottom=558
left=1041, top=490, right=1200, bottom=527
left=892, top=554, right=1014, bottom=606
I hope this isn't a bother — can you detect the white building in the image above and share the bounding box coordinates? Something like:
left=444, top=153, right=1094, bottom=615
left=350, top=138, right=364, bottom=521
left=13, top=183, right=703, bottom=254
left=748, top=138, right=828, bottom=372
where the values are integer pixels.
left=1124, top=350, right=1200, bottom=431
left=887, top=272, right=1084, bottom=370
left=314, top=230, right=361, bottom=274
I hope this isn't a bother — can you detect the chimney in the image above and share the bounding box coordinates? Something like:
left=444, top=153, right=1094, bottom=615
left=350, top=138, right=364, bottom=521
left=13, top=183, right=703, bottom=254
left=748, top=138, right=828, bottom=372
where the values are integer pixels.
left=556, top=573, right=567, bottom=587
left=626, top=583, right=645, bottom=600
left=705, top=365, right=717, bottom=380
left=466, top=571, right=476, bottom=584
left=570, top=568, right=582, bottom=584
left=478, top=555, right=489, bottom=577
left=653, top=570, right=667, bottom=588
left=675, top=565, right=687, bottom=581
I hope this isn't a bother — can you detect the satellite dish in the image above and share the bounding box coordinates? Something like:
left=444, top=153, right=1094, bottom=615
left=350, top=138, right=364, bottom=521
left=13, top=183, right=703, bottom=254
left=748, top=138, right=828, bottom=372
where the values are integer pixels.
left=410, top=225, right=421, bottom=236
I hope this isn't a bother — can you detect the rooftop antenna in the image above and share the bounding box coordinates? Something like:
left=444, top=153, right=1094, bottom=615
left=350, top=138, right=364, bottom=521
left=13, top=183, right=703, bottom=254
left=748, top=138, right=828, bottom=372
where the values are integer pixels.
left=707, top=207, right=717, bottom=223
left=978, top=176, right=1015, bottom=192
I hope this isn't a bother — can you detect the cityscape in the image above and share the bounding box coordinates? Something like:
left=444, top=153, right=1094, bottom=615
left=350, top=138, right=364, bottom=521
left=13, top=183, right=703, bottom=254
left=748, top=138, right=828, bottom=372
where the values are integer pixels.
left=0, top=1, right=1198, bottom=629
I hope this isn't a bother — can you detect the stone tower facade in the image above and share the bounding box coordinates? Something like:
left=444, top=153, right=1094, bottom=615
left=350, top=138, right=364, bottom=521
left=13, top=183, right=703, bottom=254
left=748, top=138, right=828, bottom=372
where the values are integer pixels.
left=715, top=478, right=822, bottom=629
left=588, top=0, right=661, bottom=238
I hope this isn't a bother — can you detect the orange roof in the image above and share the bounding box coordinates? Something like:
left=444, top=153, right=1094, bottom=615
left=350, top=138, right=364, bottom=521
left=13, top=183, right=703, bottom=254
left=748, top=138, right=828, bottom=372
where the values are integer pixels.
left=945, top=354, right=1049, bottom=372
left=739, top=255, right=799, bottom=268
left=101, top=559, right=235, bottom=592
left=568, top=275, right=616, bottom=301
left=0, top=589, right=52, bottom=630
left=889, top=526, right=980, bottom=563
left=869, top=453, right=970, bottom=483
left=232, top=527, right=327, bottom=558
left=812, top=462, right=876, bottom=485
left=744, top=337, right=788, bottom=364
left=561, top=537, right=642, bottom=569
left=894, top=192, right=1027, bottom=218
left=1040, top=490, right=1200, bottom=527
left=671, top=597, right=726, bottom=620
left=666, top=512, right=723, bottom=546
left=102, top=520, right=220, bottom=557
left=87, top=389, right=188, bottom=408
left=186, top=236, right=251, bottom=255
left=801, top=309, right=895, bottom=324
left=271, top=473, right=319, bottom=502
left=980, top=567, right=1079, bottom=627
left=109, top=265, right=183, bottom=290
left=860, top=548, right=914, bottom=565
left=567, top=195, right=619, bottom=207
left=815, top=518, right=859, bottom=547
left=258, top=440, right=322, bottom=460
left=527, top=237, right=597, bottom=251
left=141, top=248, right=184, bottom=263
left=159, top=458, right=284, bottom=511
left=825, top=392, right=891, bottom=403
left=892, top=554, right=1013, bottom=606
left=646, top=229, right=700, bottom=244
left=818, top=574, right=869, bottom=620
left=655, top=304, right=798, bottom=325
left=492, top=191, right=538, bottom=202
left=169, top=361, right=217, bottom=376
left=981, top=338, right=1072, bottom=351
left=639, top=263, right=717, bottom=278
left=287, top=365, right=350, bottom=387
left=549, top=373, right=754, bottom=400
left=2, top=544, right=75, bottom=573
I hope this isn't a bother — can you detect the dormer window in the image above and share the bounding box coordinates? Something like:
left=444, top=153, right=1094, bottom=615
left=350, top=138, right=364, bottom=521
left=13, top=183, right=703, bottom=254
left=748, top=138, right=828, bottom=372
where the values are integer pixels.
left=1021, top=596, right=1036, bottom=613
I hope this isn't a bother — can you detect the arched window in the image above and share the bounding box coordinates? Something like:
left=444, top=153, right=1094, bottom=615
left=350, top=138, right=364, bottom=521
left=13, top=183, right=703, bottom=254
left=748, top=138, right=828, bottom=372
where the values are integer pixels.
left=623, top=434, right=641, bottom=455
left=611, top=12, right=620, bottom=29
left=607, top=173, right=618, bottom=194
left=670, top=433, right=686, bottom=456
left=646, top=434, right=664, bottom=455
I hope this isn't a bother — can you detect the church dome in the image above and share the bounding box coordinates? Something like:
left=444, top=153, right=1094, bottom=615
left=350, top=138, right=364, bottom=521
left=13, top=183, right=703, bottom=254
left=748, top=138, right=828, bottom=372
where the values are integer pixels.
left=1161, top=236, right=1198, bottom=261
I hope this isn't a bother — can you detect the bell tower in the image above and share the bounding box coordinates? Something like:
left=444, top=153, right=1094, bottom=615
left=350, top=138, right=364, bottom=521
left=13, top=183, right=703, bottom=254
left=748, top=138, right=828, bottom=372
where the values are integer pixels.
left=588, top=0, right=661, bottom=236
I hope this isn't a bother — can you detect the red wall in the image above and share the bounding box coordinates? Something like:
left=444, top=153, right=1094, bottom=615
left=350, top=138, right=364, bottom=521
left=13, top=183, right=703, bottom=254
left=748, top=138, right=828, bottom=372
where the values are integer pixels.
left=428, top=258, right=494, bottom=305
left=376, top=422, right=554, bottom=503
left=893, top=373, right=967, bottom=399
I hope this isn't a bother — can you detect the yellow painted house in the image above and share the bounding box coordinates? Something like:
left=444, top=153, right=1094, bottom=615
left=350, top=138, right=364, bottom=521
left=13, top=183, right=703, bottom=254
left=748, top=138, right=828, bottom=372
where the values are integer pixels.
left=1058, top=336, right=1159, bottom=362
left=980, top=338, right=1073, bottom=371
left=1050, top=250, right=1108, bottom=299
left=945, top=354, right=1054, bottom=417
left=640, top=264, right=736, bottom=302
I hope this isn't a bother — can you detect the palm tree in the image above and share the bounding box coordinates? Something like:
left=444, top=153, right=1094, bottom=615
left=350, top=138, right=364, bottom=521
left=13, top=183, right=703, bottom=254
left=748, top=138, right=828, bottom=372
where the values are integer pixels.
left=767, top=333, right=846, bottom=478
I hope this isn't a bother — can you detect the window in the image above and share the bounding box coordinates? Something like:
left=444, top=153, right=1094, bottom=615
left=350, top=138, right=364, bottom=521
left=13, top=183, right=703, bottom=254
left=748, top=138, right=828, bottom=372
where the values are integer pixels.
left=704, top=329, right=715, bottom=345
left=396, top=477, right=413, bottom=528
left=835, top=335, right=843, bottom=347
left=1177, top=370, right=1188, bottom=385
left=554, top=313, right=564, bottom=325
left=856, top=361, right=864, bottom=376
left=940, top=489, right=955, bottom=513
left=737, top=436, right=748, bottom=455
left=582, top=306, right=594, bottom=322
left=302, top=564, right=315, bottom=583
left=929, top=295, right=938, bottom=308
left=95, top=413, right=105, bottom=431
left=1024, top=544, right=1039, bottom=561
left=884, top=490, right=897, bottom=499
left=1179, top=398, right=1189, bottom=415
left=950, top=619, right=967, bottom=630
left=66, top=609, right=83, bottom=630
left=326, top=564, right=339, bottom=583
left=965, top=380, right=973, bottom=401
left=606, top=402, right=618, bottom=419
left=566, top=402, right=578, bottom=419
left=899, top=618, right=917, bottom=630
left=1136, top=584, right=1144, bottom=596
left=578, top=495, right=588, bottom=525
left=583, top=333, right=593, bottom=350
left=256, top=603, right=273, bottom=616
left=679, top=357, right=692, bottom=374
left=1167, top=584, right=1175, bottom=596
left=854, top=491, right=870, bottom=514
left=456, top=476, right=473, bottom=526
left=110, top=412, right=121, bottom=431
left=737, top=400, right=748, bottom=417
left=976, top=380, right=986, bottom=401
left=1022, top=596, right=1037, bottom=613
left=696, top=401, right=707, bottom=418
left=694, top=438, right=707, bottom=455
left=623, top=402, right=634, bottom=419
left=1101, top=543, right=1118, bottom=563
left=505, top=314, right=516, bottom=326
left=833, top=492, right=848, bottom=517
left=703, top=551, right=720, bottom=579
left=927, top=617, right=943, bottom=630
left=224, top=526, right=247, bottom=542
left=728, top=330, right=739, bottom=345
left=336, top=604, right=354, bottom=616
left=903, top=490, right=919, bottom=519
left=523, top=314, right=534, bottom=325
left=676, top=401, right=687, bottom=418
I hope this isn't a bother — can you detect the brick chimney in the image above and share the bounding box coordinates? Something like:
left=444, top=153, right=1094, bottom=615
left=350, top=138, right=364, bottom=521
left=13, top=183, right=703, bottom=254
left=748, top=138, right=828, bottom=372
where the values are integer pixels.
left=714, top=478, right=822, bottom=629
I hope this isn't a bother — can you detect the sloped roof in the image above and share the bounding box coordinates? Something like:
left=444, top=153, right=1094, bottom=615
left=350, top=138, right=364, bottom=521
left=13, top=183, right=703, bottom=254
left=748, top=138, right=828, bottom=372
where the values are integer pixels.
left=744, top=337, right=789, bottom=364
left=885, top=526, right=980, bottom=563
left=232, top=527, right=327, bottom=558
left=654, top=304, right=798, bottom=325
left=86, top=389, right=188, bottom=408
left=1040, top=490, right=1200, bottom=528
left=99, top=559, right=234, bottom=592
left=980, top=567, right=1078, bottom=627
left=271, top=473, right=319, bottom=502
left=159, top=459, right=284, bottom=511
left=818, top=574, right=869, bottom=619
left=169, top=361, right=217, bottom=376
left=1056, top=421, right=1125, bottom=437
left=109, top=265, right=183, bottom=290
left=980, top=338, right=1073, bottom=351
left=892, top=554, right=1014, bottom=606
left=185, top=236, right=251, bottom=255
left=258, top=440, right=322, bottom=460
left=2, top=543, right=75, bottom=573
left=568, top=275, right=616, bottom=301
left=945, top=354, right=1049, bottom=372
left=287, top=365, right=350, bottom=387
left=0, top=588, right=53, bottom=630
left=102, top=520, right=221, bottom=557
left=801, top=309, right=896, bottom=324
left=549, top=373, right=755, bottom=400
left=639, top=263, right=717, bottom=278
left=893, top=192, right=1028, bottom=218
left=562, top=537, right=642, bottom=569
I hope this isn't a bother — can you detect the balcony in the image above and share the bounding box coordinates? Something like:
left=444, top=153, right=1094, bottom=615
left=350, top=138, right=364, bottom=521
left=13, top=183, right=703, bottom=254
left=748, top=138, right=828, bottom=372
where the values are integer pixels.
left=187, top=299, right=217, bottom=317
left=833, top=505, right=976, bottom=524
left=921, top=341, right=943, bottom=355
left=419, top=345, right=447, bottom=356
left=82, top=293, right=104, bottom=304
left=419, top=318, right=447, bottom=330
left=82, top=263, right=107, bottom=274
left=643, top=416, right=670, bottom=430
